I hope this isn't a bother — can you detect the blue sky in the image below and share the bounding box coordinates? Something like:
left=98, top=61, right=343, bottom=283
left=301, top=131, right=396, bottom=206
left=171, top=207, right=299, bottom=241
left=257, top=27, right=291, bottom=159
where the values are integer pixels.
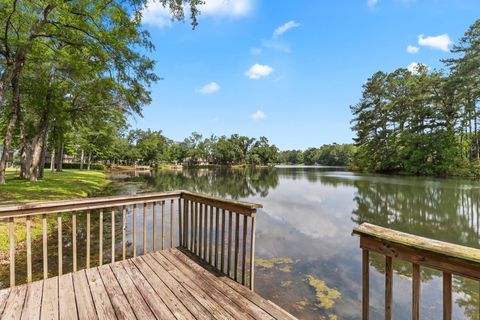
left=132, top=0, right=480, bottom=150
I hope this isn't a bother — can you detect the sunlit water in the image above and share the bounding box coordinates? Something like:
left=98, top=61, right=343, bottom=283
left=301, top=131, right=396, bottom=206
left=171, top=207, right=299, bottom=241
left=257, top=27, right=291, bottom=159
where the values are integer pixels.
left=102, top=166, right=480, bottom=320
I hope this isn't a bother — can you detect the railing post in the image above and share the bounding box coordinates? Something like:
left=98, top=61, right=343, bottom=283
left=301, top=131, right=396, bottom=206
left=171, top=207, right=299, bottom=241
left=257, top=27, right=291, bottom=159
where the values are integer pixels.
left=178, top=198, right=182, bottom=247
left=43, top=214, right=48, bottom=279
left=362, top=248, right=369, bottom=320
left=249, top=215, right=256, bottom=291
left=86, top=209, right=91, bottom=268
left=443, top=272, right=452, bottom=320
left=385, top=256, right=392, bottom=320
left=412, top=263, right=421, bottom=320
left=72, top=212, right=77, bottom=272
left=26, top=216, right=32, bottom=283
left=58, top=212, right=63, bottom=276
left=9, top=217, right=15, bottom=287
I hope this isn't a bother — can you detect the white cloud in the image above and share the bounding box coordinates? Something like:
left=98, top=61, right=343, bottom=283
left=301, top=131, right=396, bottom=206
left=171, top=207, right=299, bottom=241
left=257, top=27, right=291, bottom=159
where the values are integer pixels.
left=407, top=62, right=419, bottom=73
left=367, top=0, right=379, bottom=7
left=196, top=82, right=220, bottom=95
left=406, top=45, right=419, bottom=54
left=142, top=0, right=253, bottom=28
left=273, top=20, right=301, bottom=38
left=251, top=110, right=266, bottom=120
left=244, top=64, right=274, bottom=80
left=418, top=34, right=453, bottom=52
left=250, top=47, right=262, bottom=55
left=261, top=39, right=291, bottom=53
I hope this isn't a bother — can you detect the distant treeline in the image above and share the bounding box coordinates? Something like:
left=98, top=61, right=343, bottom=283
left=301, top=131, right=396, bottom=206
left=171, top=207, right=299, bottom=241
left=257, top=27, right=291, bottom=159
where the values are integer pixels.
left=277, top=144, right=355, bottom=166
left=351, top=19, right=480, bottom=177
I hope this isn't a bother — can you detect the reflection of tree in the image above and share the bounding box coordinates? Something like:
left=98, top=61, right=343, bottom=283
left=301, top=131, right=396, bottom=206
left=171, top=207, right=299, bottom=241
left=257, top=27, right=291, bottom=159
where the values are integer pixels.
left=134, top=167, right=280, bottom=199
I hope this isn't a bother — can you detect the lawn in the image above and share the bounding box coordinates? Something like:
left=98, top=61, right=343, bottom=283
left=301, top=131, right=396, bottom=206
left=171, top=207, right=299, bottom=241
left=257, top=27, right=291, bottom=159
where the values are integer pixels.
left=0, top=169, right=111, bottom=257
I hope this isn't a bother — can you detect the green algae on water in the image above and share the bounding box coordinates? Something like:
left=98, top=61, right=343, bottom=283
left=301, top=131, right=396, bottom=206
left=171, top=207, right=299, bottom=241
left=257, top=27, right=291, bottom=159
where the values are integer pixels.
left=305, top=275, right=341, bottom=309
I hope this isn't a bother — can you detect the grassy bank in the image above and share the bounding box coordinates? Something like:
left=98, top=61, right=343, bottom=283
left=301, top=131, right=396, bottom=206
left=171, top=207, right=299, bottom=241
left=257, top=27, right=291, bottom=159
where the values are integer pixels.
left=0, top=169, right=111, bottom=254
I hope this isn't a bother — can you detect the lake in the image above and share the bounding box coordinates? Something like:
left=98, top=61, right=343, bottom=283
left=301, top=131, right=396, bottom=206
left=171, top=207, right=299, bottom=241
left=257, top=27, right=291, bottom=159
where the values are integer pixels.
left=103, top=166, right=480, bottom=320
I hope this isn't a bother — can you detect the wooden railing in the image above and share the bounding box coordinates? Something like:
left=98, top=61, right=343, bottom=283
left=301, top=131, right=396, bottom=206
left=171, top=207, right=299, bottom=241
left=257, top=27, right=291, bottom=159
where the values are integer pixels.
left=353, top=223, right=480, bottom=320
left=0, top=191, right=261, bottom=290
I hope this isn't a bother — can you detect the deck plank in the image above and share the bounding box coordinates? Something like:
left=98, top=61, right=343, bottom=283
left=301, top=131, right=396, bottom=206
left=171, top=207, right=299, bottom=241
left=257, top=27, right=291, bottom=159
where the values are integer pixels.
left=109, top=262, right=156, bottom=320
left=163, top=250, right=274, bottom=320
left=131, top=255, right=195, bottom=320
left=176, top=247, right=296, bottom=320
left=141, top=254, right=215, bottom=320
left=0, top=287, right=11, bottom=317
left=41, top=277, right=58, bottom=320
left=120, top=259, right=176, bottom=319
left=97, top=264, right=136, bottom=319
left=72, top=270, right=97, bottom=320
left=3, top=284, right=27, bottom=320
left=85, top=268, right=116, bottom=320
left=154, top=251, right=255, bottom=320
left=21, top=280, right=43, bottom=320
left=59, top=273, right=78, bottom=320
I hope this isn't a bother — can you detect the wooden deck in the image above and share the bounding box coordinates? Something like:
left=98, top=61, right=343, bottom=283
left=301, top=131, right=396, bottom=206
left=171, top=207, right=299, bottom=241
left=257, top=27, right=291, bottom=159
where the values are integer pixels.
left=0, top=248, right=296, bottom=320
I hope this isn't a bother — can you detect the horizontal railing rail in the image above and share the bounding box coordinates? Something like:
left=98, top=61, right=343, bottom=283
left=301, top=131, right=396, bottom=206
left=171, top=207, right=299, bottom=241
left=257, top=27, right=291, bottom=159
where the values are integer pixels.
left=0, top=190, right=261, bottom=291
left=353, top=223, right=480, bottom=320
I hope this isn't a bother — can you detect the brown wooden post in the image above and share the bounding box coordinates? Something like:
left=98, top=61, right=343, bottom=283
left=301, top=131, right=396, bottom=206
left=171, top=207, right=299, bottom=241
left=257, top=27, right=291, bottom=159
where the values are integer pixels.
left=385, top=256, right=392, bottom=320
left=9, top=217, right=15, bottom=287
left=99, top=209, right=103, bottom=266
left=72, top=212, right=77, bottom=272
left=43, top=214, right=48, bottom=279
left=443, top=272, right=452, bottom=320
left=362, top=249, right=369, bottom=320
left=412, top=263, right=421, bottom=320
left=26, top=216, right=32, bottom=283
left=58, top=213, right=63, bottom=276
left=86, top=210, right=91, bottom=268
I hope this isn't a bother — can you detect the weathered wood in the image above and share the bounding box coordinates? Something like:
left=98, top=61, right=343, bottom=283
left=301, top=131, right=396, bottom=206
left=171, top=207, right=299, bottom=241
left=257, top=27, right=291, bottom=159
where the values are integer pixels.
left=412, top=263, right=420, bottom=320
left=111, top=209, right=115, bottom=263
left=133, top=204, right=137, bottom=257
left=99, top=209, right=103, bottom=266
left=122, top=206, right=126, bottom=260
left=0, top=288, right=10, bottom=316
left=215, top=207, right=220, bottom=268
left=42, top=214, right=48, bottom=279
left=86, top=209, right=91, bottom=269
left=3, top=284, right=27, bottom=319
left=209, top=205, right=213, bottom=264
left=41, top=277, right=58, bottom=320
left=152, top=201, right=157, bottom=251
left=59, top=273, right=78, bottom=320
left=362, top=249, right=369, bottom=320
left=385, top=256, right=392, bottom=320
left=162, top=200, right=166, bottom=250
left=227, top=211, right=233, bottom=277
left=72, top=270, right=97, bottom=319
left=98, top=265, right=135, bottom=319
left=234, top=212, right=240, bottom=281
left=203, top=204, right=208, bottom=258
left=190, top=201, right=194, bottom=251
left=9, top=217, right=14, bottom=287
left=249, top=216, right=256, bottom=290
left=199, top=203, right=204, bottom=258
left=443, top=272, right=452, bottom=320
left=193, top=202, right=197, bottom=254
left=72, top=212, right=77, bottom=272
left=85, top=268, right=116, bottom=319
left=21, top=280, right=42, bottom=320
left=221, top=209, right=225, bottom=273
left=143, top=202, right=147, bottom=255
left=242, top=215, right=248, bottom=285
left=178, top=198, right=182, bottom=247
left=58, top=213, right=63, bottom=276
left=26, top=216, right=32, bottom=283
left=181, top=192, right=261, bottom=217
left=171, top=199, right=175, bottom=249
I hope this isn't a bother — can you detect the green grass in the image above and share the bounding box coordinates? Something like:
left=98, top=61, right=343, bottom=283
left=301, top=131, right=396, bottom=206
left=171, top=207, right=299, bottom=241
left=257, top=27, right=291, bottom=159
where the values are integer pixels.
left=0, top=169, right=111, bottom=255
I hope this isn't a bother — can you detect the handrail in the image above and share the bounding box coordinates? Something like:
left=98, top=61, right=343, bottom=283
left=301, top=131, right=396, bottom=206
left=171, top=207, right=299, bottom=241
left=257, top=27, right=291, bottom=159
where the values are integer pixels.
left=353, top=223, right=480, bottom=320
left=1, top=191, right=261, bottom=291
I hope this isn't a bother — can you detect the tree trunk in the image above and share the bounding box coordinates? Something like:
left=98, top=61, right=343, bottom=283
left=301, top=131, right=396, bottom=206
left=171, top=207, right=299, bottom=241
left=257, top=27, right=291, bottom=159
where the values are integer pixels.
left=38, top=133, right=48, bottom=179
left=87, top=152, right=91, bottom=170
left=80, top=149, right=84, bottom=170
left=55, top=140, right=64, bottom=172
left=50, top=145, right=55, bottom=172
left=29, top=112, right=49, bottom=181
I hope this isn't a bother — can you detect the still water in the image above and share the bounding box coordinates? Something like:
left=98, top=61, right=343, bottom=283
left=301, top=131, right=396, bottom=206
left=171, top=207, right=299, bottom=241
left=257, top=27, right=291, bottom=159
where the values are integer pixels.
left=104, top=166, right=480, bottom=320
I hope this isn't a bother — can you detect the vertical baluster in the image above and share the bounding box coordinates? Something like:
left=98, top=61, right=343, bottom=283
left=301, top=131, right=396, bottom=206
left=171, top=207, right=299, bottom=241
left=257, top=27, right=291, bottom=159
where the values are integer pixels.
left=443, top=272, right=452, bottom=320
left=9, top=217, right=15, bottom=287
left=58, top=213, right=63, bottom=276
left=199, top=203, right=203, bottom=258
left=72, top=212, right=77, bottom=272
left=86, top=209, right=90, bottom=269
left=43, top=214, right=48, bottom=279
left=362, top=249, right=369, bottom=320
left=171, top=199, right=174, bottom=248
left=194, top=202, right=198, bottom=254
left=143, top=202, right=147, bottom=255
left=242, top=215, right=247, bottom=285
left=227, top=211, right=233, bottom=277
left=385, top=256, right=392, bottom=320
left=178, top=198, right=182, bottom=247
left=221, top=209, right=225, bottom=273
left=412, top=263, right=421, bottom=320
left=111, top=209, right=115, bottom=263
left=122, top=206, right=126, bottom=260
left=183, top=200, right=188, bottom=247
left=153, top=201, right=157, bottom=251
left=133, top=204, right=137, bottom=257
left=26, top=216, right=32, bottom=283
left=215, top=207, right=219, bottom=268
left=190, top=201, right=194, bottom=251
left=99, top=209, right=103, bottom=266
left=203, top=204, right=208, bottom=258
left=234, top=212, right=239, bottom=281
left=249, top=215, right=256, bottom=291
left=162, top=200, right=165, bottom=250
left=209, top=205, right=213, bottom=264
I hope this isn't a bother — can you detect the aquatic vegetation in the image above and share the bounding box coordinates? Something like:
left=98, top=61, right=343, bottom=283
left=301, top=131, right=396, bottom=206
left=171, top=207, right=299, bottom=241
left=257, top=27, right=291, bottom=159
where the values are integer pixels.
left=305, top=275, right=341, bottom=309
left=255, top=257, right=294, bottom=272
left=280, top=280, right=292, bottom=288
left=294, top=299, right=310, bottom=311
